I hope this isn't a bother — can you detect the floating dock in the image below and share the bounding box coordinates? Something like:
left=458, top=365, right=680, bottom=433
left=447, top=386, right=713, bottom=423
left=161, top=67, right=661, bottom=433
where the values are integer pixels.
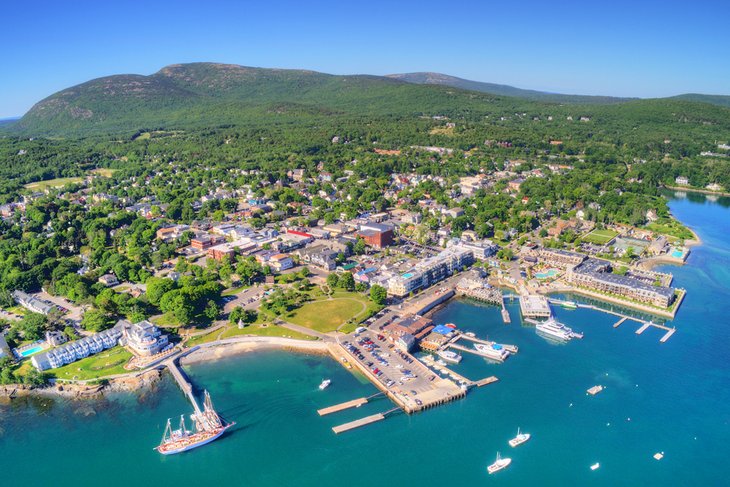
left=318, top=398, right=368, bottom=416
left=474, top=376, right=499, bottom=387
left=613, top=317, right=627, bottom=328
left=635, top=322, right=652, bottom=335
left=332, top=413, right=385, bottom=434
left=660, top=328, right=676, bottom=343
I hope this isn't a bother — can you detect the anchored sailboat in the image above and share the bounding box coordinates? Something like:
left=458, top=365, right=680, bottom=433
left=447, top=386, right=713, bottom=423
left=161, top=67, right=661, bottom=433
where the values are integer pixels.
left=156, top=390, right=235, bottom=455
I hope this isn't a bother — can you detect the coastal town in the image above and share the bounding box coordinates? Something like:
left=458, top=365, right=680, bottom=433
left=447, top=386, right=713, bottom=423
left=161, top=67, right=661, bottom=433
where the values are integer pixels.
left=0, top=154, right=695, bottom=423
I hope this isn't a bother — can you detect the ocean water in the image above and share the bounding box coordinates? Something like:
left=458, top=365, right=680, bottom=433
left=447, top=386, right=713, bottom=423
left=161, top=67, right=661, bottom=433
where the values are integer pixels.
left=1, top=193, right=729, bottom=486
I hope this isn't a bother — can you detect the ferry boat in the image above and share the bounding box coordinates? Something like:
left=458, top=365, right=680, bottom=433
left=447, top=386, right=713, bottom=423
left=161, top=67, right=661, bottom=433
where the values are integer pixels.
left=319, top=379, right=331, bottom=390
left=487, top=452, right=512, bottom=474
left=474, top=342, right=510, bottom=362
left=437, top=350, right=462, bottom=364
left=536, top=317, right=581, bottom=342
left=561, top=301, right=578, bottom=310
left=156, top=391, right=234, bottom=455
left=508, top=427, right=531, bottom=447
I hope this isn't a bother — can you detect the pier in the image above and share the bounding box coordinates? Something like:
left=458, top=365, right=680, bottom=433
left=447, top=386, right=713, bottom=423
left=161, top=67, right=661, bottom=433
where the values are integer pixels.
left=613, top=317, right=627, bottom=328
left=317, top=392, right=385, bottom=416
left=660, top=328, right=676, bottom=343
left=332, top=408, right=400, bottom=434
left=165, top=356, right=202, bottom=414
left=635, top=322, right=652, bottom=335
left=474, top=376, right=499, bottom=387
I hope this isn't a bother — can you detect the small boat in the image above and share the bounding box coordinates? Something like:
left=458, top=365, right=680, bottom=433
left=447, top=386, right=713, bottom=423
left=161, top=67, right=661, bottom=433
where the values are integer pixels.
left=319, top=379, right=331, bottom=390
left=436, top=359, right=448, bottom=366
left=653, top=452, right=664, bottom=460
left=587, top=385, right=604, bottom=396
left=445, top=323, right=457, bottom=329
left=590, top=462, right=600, bottom=471
left=561, top=301, right=578, bottom=310
left=437, top=350, right=462, bottom=364
left=508, top=427, right=531, bottom=447
left=487, top=452, right=512, bottom=474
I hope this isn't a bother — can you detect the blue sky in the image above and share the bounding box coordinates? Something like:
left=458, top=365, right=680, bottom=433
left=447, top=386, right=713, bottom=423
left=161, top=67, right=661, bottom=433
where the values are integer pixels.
left=2, top=0, right=729, bottom=118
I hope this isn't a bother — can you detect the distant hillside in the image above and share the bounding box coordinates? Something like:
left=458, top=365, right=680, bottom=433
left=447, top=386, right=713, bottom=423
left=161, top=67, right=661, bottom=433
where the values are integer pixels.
left=8, top=62, right=730, bottom=137
left=387, top=72, right=634, bottom=104
left=670, top=93, right=730, bottom=108
left=14, top=63, right=526, bottom=136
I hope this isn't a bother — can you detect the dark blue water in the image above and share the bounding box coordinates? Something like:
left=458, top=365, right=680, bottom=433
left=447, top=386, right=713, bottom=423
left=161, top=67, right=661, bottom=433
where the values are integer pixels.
left=1, top=193, right=729, bottom=485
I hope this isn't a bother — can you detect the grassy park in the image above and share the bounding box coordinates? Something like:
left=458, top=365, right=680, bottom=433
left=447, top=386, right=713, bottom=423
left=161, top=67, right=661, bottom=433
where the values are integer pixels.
left=47, top=347, right=132, bottom=381
left=24, top=177, right=84, bottom=190
left=582, top=228, right=618, bottom=245
left=286, top=291, right=381, bottom=333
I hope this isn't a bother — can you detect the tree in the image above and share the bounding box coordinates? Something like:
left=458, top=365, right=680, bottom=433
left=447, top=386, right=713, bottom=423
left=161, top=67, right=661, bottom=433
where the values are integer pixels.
left=204, top=300, right=220, bottom=321
left=339, top=272, right=355, bottom=291
left=326, top=273, right=339, bottom=289
left=353, top=238, right=366, bottom=255
left=81, top=309, right=113, bottom=332
left=369, top=284, right=387, bottom=305
left=18, top=312, right=48, bottom=341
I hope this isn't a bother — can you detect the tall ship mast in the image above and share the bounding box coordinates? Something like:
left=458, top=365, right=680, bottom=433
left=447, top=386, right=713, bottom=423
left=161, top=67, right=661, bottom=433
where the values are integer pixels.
left=155, top=390, right=235, bottom=455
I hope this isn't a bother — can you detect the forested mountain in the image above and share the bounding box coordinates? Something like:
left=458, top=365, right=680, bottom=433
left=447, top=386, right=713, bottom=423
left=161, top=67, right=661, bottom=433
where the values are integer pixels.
left=670, top=93, right=730, bottom=108
left=8, top=63, right=730, bottom=137
left=387, top=72, right=634, bottom=104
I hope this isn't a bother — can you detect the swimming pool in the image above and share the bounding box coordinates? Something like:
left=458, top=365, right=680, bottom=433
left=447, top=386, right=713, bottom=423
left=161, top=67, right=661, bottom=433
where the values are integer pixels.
left=535, top=268, right=559, bottom=279
left=402, top=272, right=414, bottom=279
left=19, top=346, right=43, bottom=357
left=671, top=249, right=684, bottom=258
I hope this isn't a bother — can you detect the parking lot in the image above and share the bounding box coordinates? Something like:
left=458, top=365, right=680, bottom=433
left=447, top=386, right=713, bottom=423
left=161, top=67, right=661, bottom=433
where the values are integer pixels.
left=339, top=327, right=464, bottom=412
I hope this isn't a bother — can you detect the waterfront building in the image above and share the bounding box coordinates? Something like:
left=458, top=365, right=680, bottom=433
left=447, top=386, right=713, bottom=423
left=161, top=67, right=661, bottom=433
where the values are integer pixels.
left=519, top=295, right=552, bottom=318
left=446, top=237, right=498, bottom=260
left=387, top=247, right=474, bottom=297
left=566, top=258, right=676, bottom=308
left=120, top=320, right=170, bottom=356
left=31, top=325, right=124, bottom=371
left=11, top=290, right=55, bottom=315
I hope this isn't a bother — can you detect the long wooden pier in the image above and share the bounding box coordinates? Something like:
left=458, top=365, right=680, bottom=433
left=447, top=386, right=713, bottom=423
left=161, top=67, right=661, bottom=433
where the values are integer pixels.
left=474, top=376, right=499, bottom=387
left=613, top=317, right=627, bottom=328
left=332, top=407, right=400, bottom=434
left=166, top=358, right=202, bottom=414
left=318, top=398, right=368, bottom=416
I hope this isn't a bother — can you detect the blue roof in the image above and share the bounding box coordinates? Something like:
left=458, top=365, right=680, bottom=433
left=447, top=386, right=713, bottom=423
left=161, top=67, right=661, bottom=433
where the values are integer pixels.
left=433, top=324, right=453, bottom=335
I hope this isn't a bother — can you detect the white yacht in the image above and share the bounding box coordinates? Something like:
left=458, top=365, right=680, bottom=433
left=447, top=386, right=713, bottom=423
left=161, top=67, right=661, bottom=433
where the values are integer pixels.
left=474, top=342, right=510, bottom=362
left=318, top=379, right=331, bottom=390
left=437, top=350, right=462, bottom=364
left=487, top=452, right=512, bottom=474
left=536, top=317, right=578, bottom=342
left=508, top=427, right=531, bottom=447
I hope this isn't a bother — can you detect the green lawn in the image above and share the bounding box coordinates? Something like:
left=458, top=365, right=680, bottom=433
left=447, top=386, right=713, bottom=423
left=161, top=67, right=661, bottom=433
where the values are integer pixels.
left=150, top=312, right=184, bottom=328
left=646, top=220, right=695, bottom=241
left=222, top=285, right=250, bottom=296
left=24, top=177, right=84, bottom=190
left=90, top=168, right=118, bottom=177
left=219, top=324, right=316, bottom=340
left=186, top=329, right=221, bottom=346
left=582, top=229, right=618, bottom=245
left=286, top=292, right=380, bottom=333
left=47, top=347, right=133, bottom=381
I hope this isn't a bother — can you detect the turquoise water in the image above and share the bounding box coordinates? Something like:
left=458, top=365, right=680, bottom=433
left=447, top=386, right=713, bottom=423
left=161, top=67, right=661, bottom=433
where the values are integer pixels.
left=1, top=193, right=730, bottom=485
left=19, top=346, right=43, bottom=357
left=535, top=268, right=558, bottom=279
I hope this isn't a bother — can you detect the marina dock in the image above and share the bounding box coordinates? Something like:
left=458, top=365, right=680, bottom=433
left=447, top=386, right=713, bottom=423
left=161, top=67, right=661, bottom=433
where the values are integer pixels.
left=332, top=413, right=385, bottom=434
left=474, top=376, right=499, bottom=387
left=613, top=317, right=627, bottom=328
left=318, top=398, right=368, bottom=416
left=660, top=328, right=676, bottom=343
left=635, top=322, right=652, bottom=334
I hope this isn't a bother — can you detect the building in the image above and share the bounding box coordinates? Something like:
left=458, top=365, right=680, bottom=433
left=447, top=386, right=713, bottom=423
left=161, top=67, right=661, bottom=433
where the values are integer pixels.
left=447, top=238, right=498, bottom=260
left=120, top=320, right=170, bottom=356
left=356, top=222, right=394, bottom=249
left=519, top=295, right=551, bottom=318
left=675, top=176, right=690, bottom=186
left=190, top=234, right=226, bottom=250
left=387, top=247, right=474, bottom=297
left=269, top=254, right=294, bottom=272
left=32, top=325, right=124, bottom=371
left=566, top=258, right=676, bottom=308
left=207, top=239, right=256, bottom=262
left=11, top=290, right=55, bottom=315
left=98, top=274, right=119, bottom=287
left=537, top=248, right=587, bottom=268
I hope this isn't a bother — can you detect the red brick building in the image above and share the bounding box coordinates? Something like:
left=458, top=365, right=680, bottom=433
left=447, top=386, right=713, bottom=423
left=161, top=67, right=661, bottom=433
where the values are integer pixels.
left=356, top=222, right=394, bottom=249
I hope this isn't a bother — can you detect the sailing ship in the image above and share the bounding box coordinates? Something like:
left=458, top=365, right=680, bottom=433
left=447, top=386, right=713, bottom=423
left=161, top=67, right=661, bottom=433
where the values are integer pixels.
left=156, top=390, right=234, bottom=455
